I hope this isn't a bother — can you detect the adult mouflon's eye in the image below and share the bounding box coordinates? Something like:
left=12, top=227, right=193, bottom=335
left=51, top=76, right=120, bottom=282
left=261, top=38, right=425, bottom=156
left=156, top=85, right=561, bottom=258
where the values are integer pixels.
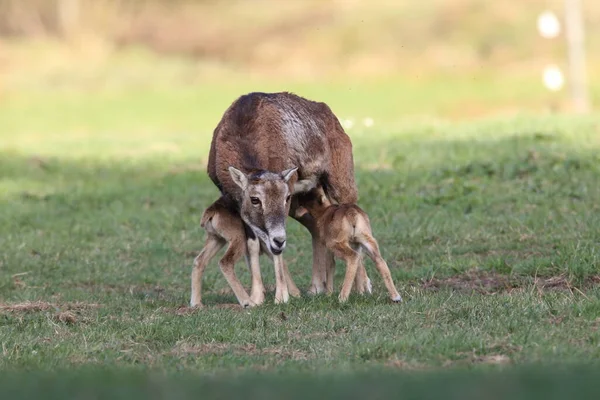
left=250, top=197, right=261, bottom=206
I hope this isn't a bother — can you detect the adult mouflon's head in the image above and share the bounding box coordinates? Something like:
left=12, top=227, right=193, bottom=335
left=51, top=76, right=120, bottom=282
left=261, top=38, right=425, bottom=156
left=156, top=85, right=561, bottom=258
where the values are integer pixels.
left=228, top=166, right=298, bottom=255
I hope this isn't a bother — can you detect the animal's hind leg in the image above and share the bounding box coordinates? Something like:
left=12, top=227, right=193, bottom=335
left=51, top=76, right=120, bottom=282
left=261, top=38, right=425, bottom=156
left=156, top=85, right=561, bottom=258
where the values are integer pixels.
left=219, top=239, right=254, bottom=308
left=360, top=235, right=402, bottom=303
left=331, top=243, right=361, bottom=302
left=191, top=235, right=224, bottom=307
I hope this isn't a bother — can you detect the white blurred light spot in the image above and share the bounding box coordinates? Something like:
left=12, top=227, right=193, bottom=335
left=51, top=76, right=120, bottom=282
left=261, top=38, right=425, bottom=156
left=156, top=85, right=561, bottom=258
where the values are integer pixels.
left=537, top=11, right=561, bottom=39
left=342, top=119, right=354, bottom=129
left=543, top=65, right=564, bottom=91
left=363, top=117, right=374, bottom=127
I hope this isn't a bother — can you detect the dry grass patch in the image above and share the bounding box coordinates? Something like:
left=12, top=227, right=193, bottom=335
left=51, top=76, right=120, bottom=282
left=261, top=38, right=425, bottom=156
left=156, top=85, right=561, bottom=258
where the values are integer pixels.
left=422, top=270, right=518, bottom=294
left=169, top=341, right=310, bottom=361
left=0, top=301, right=100, bottom=313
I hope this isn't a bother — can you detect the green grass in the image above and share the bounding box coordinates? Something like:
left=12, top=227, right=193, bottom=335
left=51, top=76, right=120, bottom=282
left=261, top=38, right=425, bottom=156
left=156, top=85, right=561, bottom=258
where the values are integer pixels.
left=1, top=81, right=600, bottom=396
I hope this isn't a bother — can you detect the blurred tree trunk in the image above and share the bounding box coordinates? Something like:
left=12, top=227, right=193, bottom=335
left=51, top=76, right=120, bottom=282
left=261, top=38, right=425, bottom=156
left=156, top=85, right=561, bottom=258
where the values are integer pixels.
left=56, top=0, right=80, bottom=37
left=564, top=0, right=590, bottom=113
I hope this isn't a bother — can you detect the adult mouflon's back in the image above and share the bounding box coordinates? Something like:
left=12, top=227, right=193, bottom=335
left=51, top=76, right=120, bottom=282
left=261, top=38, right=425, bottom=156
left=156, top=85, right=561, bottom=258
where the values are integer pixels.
left=208, top=92, right=358, bottom=206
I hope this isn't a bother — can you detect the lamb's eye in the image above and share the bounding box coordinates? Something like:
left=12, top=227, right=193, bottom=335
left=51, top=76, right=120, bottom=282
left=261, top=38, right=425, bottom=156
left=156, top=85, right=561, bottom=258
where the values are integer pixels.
left=250, top=197, right=261, bottom=206
left=286, top=195, right=291, bottom=202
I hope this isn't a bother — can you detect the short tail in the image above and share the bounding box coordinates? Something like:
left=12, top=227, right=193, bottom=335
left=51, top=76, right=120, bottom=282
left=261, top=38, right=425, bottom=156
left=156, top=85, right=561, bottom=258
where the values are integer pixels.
left=200, top=207, right=217, bottom=229
left=345, top=207, right=360, bottom=231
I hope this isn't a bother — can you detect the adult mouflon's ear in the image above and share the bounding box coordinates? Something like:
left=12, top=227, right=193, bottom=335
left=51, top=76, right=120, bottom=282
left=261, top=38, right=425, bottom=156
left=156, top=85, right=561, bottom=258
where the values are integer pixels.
left=281, top=167, right=298, bottom=182
left=228, top=166, right=248, bottom=191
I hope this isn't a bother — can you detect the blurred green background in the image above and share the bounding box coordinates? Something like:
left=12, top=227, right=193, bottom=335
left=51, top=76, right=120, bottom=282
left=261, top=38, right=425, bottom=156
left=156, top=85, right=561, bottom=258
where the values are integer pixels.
left=0, top=0, right=597, bottom=124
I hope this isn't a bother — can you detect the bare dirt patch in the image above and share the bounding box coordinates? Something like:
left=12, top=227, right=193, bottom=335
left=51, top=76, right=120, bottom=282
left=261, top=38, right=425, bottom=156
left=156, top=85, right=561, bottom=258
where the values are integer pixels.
left=421, top=270, right=600, bottom=294
left=422, top=270, right=518, bottom=294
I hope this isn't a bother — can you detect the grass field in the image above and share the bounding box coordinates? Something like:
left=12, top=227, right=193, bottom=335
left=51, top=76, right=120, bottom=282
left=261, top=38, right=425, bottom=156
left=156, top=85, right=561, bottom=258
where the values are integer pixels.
left=1, top=75, right=600, bottom=396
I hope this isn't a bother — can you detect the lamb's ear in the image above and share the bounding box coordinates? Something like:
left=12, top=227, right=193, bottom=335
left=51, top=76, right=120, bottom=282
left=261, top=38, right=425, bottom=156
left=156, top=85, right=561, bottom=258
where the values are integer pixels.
left=228, top=166, right=248, bottom=191
left=295, top=206, right=309, bottom=218
left=281, top=167, right=298, bottom=182
left=293, top=179, right=316, bottom=194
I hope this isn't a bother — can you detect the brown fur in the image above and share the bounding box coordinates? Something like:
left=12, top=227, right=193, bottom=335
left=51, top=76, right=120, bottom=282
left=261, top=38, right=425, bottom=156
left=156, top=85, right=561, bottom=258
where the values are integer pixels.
left=207, top=92, right=368, bottom=296
left=295, top=187, right=403, bottom=303
left=190, top=197, right=301, bottom=308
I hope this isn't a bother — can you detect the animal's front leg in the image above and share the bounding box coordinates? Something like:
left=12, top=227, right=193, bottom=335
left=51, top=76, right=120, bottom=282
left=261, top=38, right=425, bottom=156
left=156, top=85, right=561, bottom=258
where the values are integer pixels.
left=273, top=254, right=290, bottom=304
left=282, top=260, right=301, bottom=298
left=247, top=237, right=265, bottom=306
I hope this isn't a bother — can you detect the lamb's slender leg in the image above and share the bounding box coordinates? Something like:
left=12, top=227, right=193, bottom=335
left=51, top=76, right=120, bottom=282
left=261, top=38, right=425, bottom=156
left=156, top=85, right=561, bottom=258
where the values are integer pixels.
left=273, top=254, right=290, bottom=304
left=360, top=235, right=402, bottom=303
left=218, top=239, right=254, bottom=308
left=331, top=243, right=361, bottom=302
left=191, top=236, right=224, bottom=307
left=247, top=237, right=265, bottom=306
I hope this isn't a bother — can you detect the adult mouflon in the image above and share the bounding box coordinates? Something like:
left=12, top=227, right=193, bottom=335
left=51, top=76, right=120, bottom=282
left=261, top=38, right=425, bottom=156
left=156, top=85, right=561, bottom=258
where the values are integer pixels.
left=207, top=91, right=370, bottom=302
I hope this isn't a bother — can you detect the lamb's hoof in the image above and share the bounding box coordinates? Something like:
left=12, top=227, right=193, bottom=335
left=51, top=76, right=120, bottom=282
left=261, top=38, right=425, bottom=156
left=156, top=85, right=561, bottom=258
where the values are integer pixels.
left=307, top=284, right=326, bottom=296
left=391, top=295, right=403, bottom=303
left=250, top=293, right=265, bottom=306
left=190, top=300, right=204, bottom=308
left=241, top=300, right=257, bottom=309
left=289, top=287, right=302, bottom=298
left=274, top=292, right=290, bottom=304
left=338, top=294, right=349, bottom=303
left=365, top=278, right=373, bottom=295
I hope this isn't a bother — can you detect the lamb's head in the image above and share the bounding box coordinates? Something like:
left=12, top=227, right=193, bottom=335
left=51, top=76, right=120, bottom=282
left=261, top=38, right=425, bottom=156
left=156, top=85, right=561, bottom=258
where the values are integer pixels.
left=228, top=166, right=298, bottom=255
left=294, top=185, right=332, bottom=219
